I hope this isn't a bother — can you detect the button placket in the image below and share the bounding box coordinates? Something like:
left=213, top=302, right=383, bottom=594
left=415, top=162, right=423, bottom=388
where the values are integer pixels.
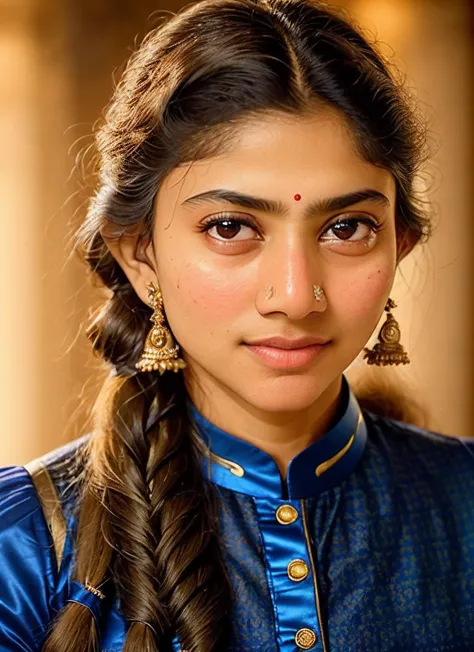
left=253, top=497, right=323, bottom=651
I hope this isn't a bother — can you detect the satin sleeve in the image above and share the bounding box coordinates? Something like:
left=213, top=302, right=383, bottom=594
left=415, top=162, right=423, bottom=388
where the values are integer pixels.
left=0, top=465, right=58, bottom=651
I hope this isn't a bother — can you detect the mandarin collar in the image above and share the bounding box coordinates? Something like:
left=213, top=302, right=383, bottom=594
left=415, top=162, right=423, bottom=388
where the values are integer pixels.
left=187, top=375, right=367, bottom=500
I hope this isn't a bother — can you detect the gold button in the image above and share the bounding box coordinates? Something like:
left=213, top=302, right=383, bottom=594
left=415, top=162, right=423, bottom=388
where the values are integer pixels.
left=276, top=504, right=298, bottom=525
left=295, top=627, right=317, bottom=649
left=287, top=559, right=309, bottom=582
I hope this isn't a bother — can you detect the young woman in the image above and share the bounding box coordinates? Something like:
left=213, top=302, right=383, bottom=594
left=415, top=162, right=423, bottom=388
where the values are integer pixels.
left=1, top=0, right=473, bottom=651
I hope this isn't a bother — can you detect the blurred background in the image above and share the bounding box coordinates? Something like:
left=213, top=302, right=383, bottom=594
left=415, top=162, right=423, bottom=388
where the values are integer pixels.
left=0, top=0, right=472, bottom=465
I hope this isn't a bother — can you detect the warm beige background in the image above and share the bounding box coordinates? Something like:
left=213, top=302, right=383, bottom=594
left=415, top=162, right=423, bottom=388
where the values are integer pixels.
left=0, top=0, right=472, bottom=466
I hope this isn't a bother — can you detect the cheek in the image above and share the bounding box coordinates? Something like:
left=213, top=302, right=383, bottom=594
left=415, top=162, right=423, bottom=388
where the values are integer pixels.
left=163, top=257, right=250, bottom=330
left=332, top=265, right=394, bottom=325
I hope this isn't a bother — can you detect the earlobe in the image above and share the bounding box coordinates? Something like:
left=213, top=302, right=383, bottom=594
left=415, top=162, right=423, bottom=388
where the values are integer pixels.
left=100, top=228, right=157, bottom=305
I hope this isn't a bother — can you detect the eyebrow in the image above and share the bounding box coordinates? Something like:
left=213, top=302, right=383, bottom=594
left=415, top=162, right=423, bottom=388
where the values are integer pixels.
left=181, top=187, right=390, bottom=218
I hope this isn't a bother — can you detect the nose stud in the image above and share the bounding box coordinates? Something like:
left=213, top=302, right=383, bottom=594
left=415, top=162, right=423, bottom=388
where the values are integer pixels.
left=263, top=285, right=326, bottom=301
left=313, top=285, right=325, bottom=301
left=265, top=286, right=274, bottom=300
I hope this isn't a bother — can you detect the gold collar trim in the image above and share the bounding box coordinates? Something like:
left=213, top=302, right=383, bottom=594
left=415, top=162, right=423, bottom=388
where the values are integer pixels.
left=202, top=411, right=363, bottom=483
left=209, top=451, right=245, bottom=477
left=315, top=412, right=362, bottom=477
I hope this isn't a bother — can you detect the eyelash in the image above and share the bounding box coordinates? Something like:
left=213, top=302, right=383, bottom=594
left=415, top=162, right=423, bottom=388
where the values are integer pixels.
left=198, top=213, right=383, bottom=243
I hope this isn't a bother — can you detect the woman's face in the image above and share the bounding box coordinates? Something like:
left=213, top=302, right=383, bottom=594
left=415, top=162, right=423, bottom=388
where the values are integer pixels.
left=150, top=110, right=397, bottom=413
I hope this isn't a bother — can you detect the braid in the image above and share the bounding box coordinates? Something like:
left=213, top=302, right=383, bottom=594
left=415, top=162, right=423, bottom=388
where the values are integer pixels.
left=105, top=372, right=170, bottom=646
left=150, top=380, right=231, bottom=650
left=43, top=279, right=232, bottom=652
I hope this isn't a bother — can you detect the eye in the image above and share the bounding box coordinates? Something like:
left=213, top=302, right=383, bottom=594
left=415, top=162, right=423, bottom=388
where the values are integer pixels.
left=320, top=217, right=382, bottom=245
left=199, top=213, right=260, bottom=242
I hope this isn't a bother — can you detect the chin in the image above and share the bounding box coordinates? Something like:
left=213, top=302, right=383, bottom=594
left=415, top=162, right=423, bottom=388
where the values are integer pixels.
left=240, top=376, right=329, bottom=413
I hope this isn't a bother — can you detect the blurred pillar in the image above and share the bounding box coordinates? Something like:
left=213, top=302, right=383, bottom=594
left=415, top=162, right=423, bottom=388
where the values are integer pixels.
left=0, top=1, right=43, bottom=464
left=0, top=0, right=83, bottom=464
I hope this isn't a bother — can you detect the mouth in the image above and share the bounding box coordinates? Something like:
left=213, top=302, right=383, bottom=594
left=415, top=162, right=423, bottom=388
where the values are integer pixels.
left=242, top=341, right=330, bottom=370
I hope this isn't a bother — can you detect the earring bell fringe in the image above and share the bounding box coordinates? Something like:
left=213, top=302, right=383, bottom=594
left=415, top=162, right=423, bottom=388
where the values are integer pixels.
left=135, top=282, right=187, bottom=375
left=363, top=298, right=410, bottom=366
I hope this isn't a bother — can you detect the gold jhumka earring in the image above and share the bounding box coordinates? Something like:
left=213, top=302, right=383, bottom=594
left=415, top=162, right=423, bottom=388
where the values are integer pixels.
left=363, top=298, right=410, bottom=366
left=135, top=281, right=187, bottom=374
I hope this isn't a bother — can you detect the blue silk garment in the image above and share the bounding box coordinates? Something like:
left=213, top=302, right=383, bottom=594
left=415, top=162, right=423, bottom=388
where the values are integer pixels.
left=1, top=375, right=474, bottom=651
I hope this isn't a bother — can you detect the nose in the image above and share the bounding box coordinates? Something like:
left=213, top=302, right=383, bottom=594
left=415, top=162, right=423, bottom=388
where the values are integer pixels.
left=256, top=238, right=327, bottom=320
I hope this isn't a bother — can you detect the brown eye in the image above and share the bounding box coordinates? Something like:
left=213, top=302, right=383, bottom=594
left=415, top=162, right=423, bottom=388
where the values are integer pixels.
left=331, top=220, right=359, bottom=240
left=214, top=220, right=243, bottom=240
left=320, top=217, right=379, bottom=244
left=199, top=214, right=260, bottom=242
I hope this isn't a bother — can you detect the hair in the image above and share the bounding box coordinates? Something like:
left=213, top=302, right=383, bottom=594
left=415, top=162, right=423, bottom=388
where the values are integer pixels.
left=42, top=1, right=432, bottom=650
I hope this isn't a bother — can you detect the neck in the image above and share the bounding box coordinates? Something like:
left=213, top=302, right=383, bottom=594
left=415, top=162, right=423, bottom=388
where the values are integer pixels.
left=186, top=375, right=343, bottom=477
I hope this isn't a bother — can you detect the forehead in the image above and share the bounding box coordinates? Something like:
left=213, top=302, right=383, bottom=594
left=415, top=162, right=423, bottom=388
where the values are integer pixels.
left=160, top=109, right=395, bottom=205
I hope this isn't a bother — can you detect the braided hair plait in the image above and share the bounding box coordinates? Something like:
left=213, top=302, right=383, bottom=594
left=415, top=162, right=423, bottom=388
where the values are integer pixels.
left=85, top=251, right=234, bottom=648
left=150, top=390, right=232, bottom=650
left=43, top=260, right=232, bottom=651
left=92, top=298, right=233, bottom=650
left=101, top=372, right=171, bottom=647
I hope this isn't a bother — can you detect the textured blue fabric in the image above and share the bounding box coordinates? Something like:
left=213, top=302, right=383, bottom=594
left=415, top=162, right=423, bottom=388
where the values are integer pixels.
left=1, top=377, right=474, bottom=651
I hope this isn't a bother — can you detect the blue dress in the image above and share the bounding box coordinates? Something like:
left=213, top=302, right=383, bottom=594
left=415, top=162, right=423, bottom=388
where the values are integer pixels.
left=1, top=375, right=473, bottom=651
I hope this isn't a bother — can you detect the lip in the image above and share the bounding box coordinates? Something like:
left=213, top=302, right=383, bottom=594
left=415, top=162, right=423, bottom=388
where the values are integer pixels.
left=243, top=339, right=330, bottom=370
left=244, top=335, right=330, bottom=349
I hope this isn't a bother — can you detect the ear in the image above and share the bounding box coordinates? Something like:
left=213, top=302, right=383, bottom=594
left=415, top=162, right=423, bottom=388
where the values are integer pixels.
left=396, top=229, right=419, bottom=264
left=100, top=226, right=157, bottom=306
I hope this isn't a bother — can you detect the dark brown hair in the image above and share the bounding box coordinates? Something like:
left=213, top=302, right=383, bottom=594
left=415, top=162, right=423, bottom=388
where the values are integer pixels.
left=42, top=1, right=431, bottom=650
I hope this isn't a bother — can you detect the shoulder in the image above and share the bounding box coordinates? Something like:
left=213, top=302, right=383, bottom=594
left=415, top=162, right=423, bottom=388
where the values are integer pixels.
left=364, top=409, right=474, bottom=453
left=0, top=435, right=92, bottom=649
left=24, top=433, right=92, bottom=517
left=362, top=409, right=474, bottom=487
left=23, top=433, right=92, bottom=559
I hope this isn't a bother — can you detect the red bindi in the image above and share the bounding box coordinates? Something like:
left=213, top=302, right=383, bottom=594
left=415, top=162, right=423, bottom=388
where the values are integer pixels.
left=294, top=194, right=301, bottom=201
